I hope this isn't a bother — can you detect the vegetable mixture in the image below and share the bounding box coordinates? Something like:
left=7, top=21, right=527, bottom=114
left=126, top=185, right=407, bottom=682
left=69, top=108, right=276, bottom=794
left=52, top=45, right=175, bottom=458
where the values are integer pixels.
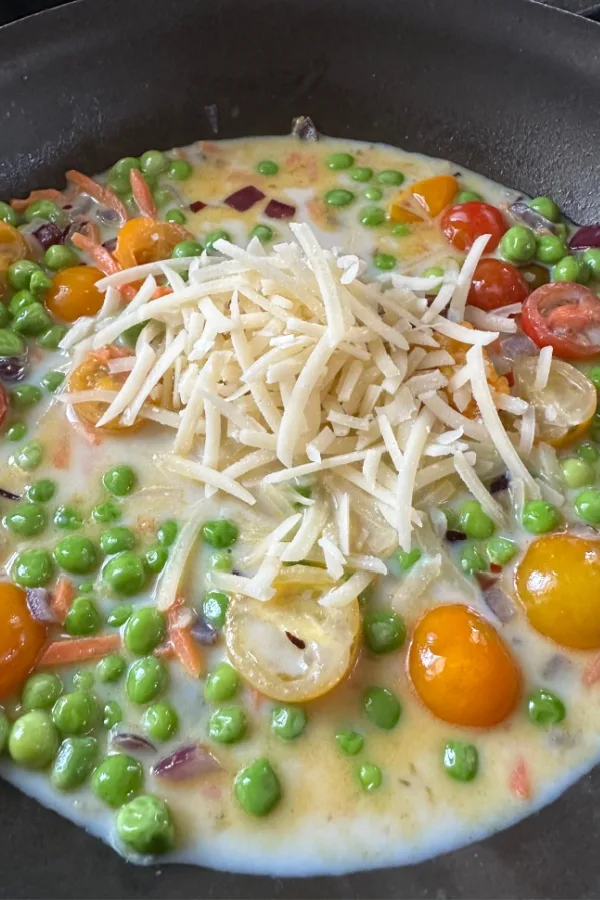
left=0, top=120, right=600, bottom=872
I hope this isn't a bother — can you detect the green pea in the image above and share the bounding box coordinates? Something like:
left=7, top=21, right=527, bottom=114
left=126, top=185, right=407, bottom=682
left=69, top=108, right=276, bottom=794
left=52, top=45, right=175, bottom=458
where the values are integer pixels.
left=391, top=223, right=411, bottom=236
left=363, top=609, right=406, bottom=654
left=5, top=422, right=26, bottom=442
left=25, top=199, right=65, bottom=225
left=443, top=740, right=479, bottom=781
left=0, top=709, right=9, bottom=752
left=202, top=518, right=238, bottom=549
left=536, top=234, right=566, bottom=265
left=561, top=457, right=595, bottom=489
left=4, top=501, right=46, bottom=536
left=165, top=208, right=187, bottom=225
left=456, top=190, right=482, bottom=203
left=44, top=244, right=78, bottom=271
left=528, top=196, right=560, bottom=223
left=29, top=270, right=53, bottom=295
left=64, top=597, right=101, bottom=636
left=54, top=505, right=83, bottom=530
left=485, top=536, right=517, bottom=566
left=14, top=440, right=43, bottom=471
left=92, top=753, right=144, bottom=808
left=335, top=730, right=364, bottom=756
left=209, top=705, right=247, bottom=744
left=171, top=240, right=203, bottom=259
left=587, top=366, right=600, bottom=389
left=270, top=705, right=305, bottom=741
left=92, top=501, right=121, bottom=523
left=324, top=189, right=355, bottom=208
left=13, top=548, right=53, bottom=587
left=423, top=266, right=445, bottom=279
left=116, top=794, right=175, bottom=854
left=578, top=442, right=599, bottom=462
left=111, top=157, right=141, bottom=181
left=363, top=186, right=383, bottom=201
left=234, top=758, right=281, bottom=817
left=202, top=591, right=229, bottom=629
left=351, top=167, right=373, bottom=182
left=205, top=229, right=232, bottom=253
left=204, top=662, right=239, bottom=703
left=157, top=520, right=177, bottom=547
left=168, top=159, right=193, bottom=181
left=107, top=603, right=132, bottom=627
left=102, top=700, right=123, bottom=729
left=377, top=169, right=405, bottom=186
left=126, top=657, right=167, bottom=704
left=359, top=206, right=386, bottom=227
left=120, top=323, right=145, bottom=348
left=40, top=371, right=65, bottom=393
left=139, top=149, right=168, bottom=176
left=522, top=499, right=560, bottom=534
left=552, top=255, right=589, bottom=284
left=144, top=544, right=168, bottom=574
left=124, top=606, right=166, bottom=655
left=27, top=479, right=56, bottom=503
left=8, top=711, right=59, bottom=769
left=51, top=736, right=98, bottom=792
left=10, top=384, right=41, bottom=409
left=460, top=542, right=487, bottom=575
left=390, top=547, right=422, bottom=572
left=54, top=535, right=98, bottom=575
left=103, top=551, right=147, bottom=595
left=22, top=673, right=63, bottom=711
left=52, top=691, right=96, bottom=736
left=373, top=253, right=396, bottom=271
left=9, top=289, right=37, bottom=315
left=459, top=500, right=495, bottom=540
left=363, top=686, right=401, bottom=730
left=256, top=159, right=279, bottom=176
left=72, top=670, right=94, bottom=692
left=0, top=201, right=17, bottom=227
left=326, top=152, right=354, bottom=170
left=12, top=301, right=52, bottom=335
left=100, top=526, right=136, bottom=554
left=38, top=325, right=67, bottom=350
left=0, top=303, right=10, bottom=328
left=500, top=226, right=536, bottom=263
left=142, top=703, right=178, bottom=741
left=250, top=224, right=273, bottom=243
left=357, top=762, right=382, bottom=792
left=294, top=484, right=312, bottom=499
left=574, top=488, right=600, bottom=525
left=102, top=465, right=136, bottom=497
left=0, top=329, right=25, bottom=356
left=527, top=688, right=566, bottom=727
left=93, top=656, right=124, bottom=686
left=583, top=248, right=600, bottom=279
left=445, top=506, right=460, bottom=529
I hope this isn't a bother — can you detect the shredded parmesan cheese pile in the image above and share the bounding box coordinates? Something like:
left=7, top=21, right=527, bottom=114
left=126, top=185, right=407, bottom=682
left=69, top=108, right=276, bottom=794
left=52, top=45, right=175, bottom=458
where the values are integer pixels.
left=60, top=223, right=548, bottom=609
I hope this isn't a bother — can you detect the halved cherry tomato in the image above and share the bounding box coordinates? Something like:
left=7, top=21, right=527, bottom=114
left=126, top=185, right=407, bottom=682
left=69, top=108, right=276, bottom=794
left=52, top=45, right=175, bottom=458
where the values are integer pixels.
left=408, top=604, right=520, bottom=727
left=69, top=349, right=145, bottom=434
left=411, top=175, right=458, bottom=217
left=440, top=201, right=507, bottom=252
left=467, top=258, right=529, bottom=312
left=0, top=222, right=30, bottom=296
left=45, top=265, right=104, bottom=323
left=0, top=583, right=46, bottom=699
left=114, top=217, right=189, bottom=269
left=521, top=282, right=600, bottom=359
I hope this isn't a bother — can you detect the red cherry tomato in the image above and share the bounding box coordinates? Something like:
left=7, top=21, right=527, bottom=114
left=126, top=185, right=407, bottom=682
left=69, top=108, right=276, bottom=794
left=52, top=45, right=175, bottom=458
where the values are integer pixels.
left=440, top=201, right=507, bottom=253
left=521, top=282, right=600, bottom=359
left=467, top=258, right=529, bottom=312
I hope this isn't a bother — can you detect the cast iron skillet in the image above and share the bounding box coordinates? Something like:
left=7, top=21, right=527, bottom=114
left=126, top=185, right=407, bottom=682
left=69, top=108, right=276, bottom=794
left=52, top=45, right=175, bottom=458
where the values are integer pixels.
left=0, top=0, right=599, bottom=896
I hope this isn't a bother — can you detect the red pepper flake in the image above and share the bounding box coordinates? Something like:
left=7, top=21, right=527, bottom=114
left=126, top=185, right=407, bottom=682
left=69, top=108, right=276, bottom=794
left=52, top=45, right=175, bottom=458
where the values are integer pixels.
left=489, top=563, right=502, bottom=574
left=582, top=653, right=600, bottom=686
left=224, top=186, right=265, bottom=212
left=509, top=756, right=531, bottom=800
left=505, top=370, right=515, bottom=387
left=265, top=199, right=296, bottom=219
left=189, top=200, right=206, bottom=213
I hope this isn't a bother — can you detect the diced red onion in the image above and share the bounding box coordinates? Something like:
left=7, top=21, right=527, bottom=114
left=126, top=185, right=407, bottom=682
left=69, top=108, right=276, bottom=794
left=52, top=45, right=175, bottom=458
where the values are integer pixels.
left=489, top=473, right=510, bottom=494
left=190, top=618, right=218, bottom=646
left=498, top=333, right=537, bottom=361
left=0, top=356, right=28, bottom=382
left=33, top=223, right=66, bottom=250
left=152, top=743, right=222, bottom=781
left=110, top=731, right=156, bottom=753
left=542, top=653, right=570, bottom=679
left=508, top=200, right=557, bottom=235
left=265, top=199, right=296, bottom=220
left=481, top=585, right=516, bottom=623
left=291, top=115, right=319, bottom=142
left=445, top=529, right=467, bottom=542
left=103, top=238, right=117, bottom=253
left=569, top=225, right=600, bottom=250
left=26, top=588, right=57, bottom=623
left=0, top=487, right=20, bottom=501
left=95, top=207, right=121, bottom=226
left=224, top=186, right=265, bottom=213
left=189, top=201, right=206, bottom=213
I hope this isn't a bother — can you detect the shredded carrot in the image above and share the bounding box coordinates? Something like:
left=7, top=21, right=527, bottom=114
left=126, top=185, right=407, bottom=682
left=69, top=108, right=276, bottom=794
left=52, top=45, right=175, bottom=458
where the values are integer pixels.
left=582, top=653, right=600, bottom=686
left=79, top=221, right=102, bottom=243
left=169, top=624, right=204, bottom=677
left=52, top=433, right=71, bottom=469
left=71, top=233, right=137, bottom=302
left=152, top=286, right=173, bottom=299
left=66, top=170, right=129, bottom=223
left=39, top=634, right=121, bottom=667
left=509, top=756, right=531, bottom=800
left=50, top=577, right=76, bottom=624
left=154, top=641, right=175, bottom=659
left=90, top=344, right=134, bottom=365
left=130, top=169, right=157, bottom=219
left=10, top=189, right=66, bottom=212
left=68, top=414, right=104, bottom=446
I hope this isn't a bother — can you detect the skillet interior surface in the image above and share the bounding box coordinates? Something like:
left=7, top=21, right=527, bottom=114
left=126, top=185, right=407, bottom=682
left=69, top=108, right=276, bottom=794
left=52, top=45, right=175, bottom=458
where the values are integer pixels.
left=0, top=0, right=599, bottom=896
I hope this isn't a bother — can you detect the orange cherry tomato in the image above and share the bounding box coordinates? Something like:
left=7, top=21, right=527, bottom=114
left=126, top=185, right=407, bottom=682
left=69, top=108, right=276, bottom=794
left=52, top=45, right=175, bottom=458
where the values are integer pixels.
left=69, top=349, right=145, bottom=434
left=114, top=217, right=189, bottom=269
left=45, top=265, right=104, bottom=323
left=0, top=583, right=46, bottom=699
left=440, top=201, right=507, bottom=252
left=411, top=175, right=458, bottom=217
left=408, top=604, right=520, bottom=727
left=467, top=258, right=530, bottom=312
left=0, top=222, right=30, bottom=296
left=515, top=534, right=600, bottom=650
left=521, top=282, right=600, bottom=360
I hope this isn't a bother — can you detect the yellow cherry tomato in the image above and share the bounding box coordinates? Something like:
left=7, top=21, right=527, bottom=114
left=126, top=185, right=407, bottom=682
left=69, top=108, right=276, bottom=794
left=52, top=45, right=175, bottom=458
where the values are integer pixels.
left=69, top=349, right=145, bottom=434
left=114, top=217, right=189, bottom=269
left=0, top=222, right=30, bottom=296
left=408, top=604, right=520, bottom=727
left=45, top=265, right=104, bottom=323
left=389, top=175, right=458, bottom=224
left=0, top=583, right=46, bottom=699
left=513, top=357, right=596, bottom=449
left=225, top=592, right=360, bottom=702
left=515, top=534, right=600, bottom=650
